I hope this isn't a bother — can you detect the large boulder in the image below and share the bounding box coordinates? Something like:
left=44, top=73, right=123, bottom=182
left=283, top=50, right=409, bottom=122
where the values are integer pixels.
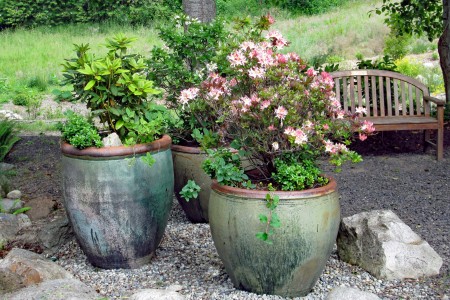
left=3, top=278, right=99, bottom=300
left=0, top=213, right=31, bottom=243
left=337, top=210, right=443, bottom=280
left=0, top=248, right=73, bottom=286
left=38, top=215, right=73, bottom=255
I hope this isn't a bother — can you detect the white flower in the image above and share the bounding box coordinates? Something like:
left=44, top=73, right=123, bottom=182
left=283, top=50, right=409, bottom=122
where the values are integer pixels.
left=272, top=142, right=279, bottom=151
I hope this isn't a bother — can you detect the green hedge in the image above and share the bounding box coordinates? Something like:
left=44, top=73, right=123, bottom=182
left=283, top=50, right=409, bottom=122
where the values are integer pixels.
left=0, top=0, right=182, bottom=29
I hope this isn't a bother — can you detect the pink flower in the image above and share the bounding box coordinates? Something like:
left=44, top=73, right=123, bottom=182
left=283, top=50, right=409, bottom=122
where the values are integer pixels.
left=251, top=94, right=261, bottom=103
left=275, top=106, right=288, bottom=120
left=227, top=50, right=247, bottom=67
left=266, top=30, right=283, bottom=40
left=293, top=129, right=308, bottom=145
left=266, top=13, right=275, bottom=25
left=361, top=120, right=375, bottom=133
left=359, top=133, right=368, bottom=141
left=240, top=96, right=252, bottom=107
left=260, top=100, right=271, bottom=110
left=336, top=110, right=345, bottom=119
left=355, top=106, right=367, bottom=115
left=207, top=88, right=224, bottom=100
left=229, top=78, right=238, bottom=87
left=268, top=125, right=276, bottom=131
left=306, top=67, right=317, bottom=77
left=240, top=41, right=256, bottom=51
left=277, top=54, right=287, bottom=64
left=287, top=52, right=300, bottom=61
left=179, top=87, right=199, bottom=105
left=284, top=126, right=295, bottom=135
left=248, top=67, right=265, bottom=79
left=323, top=124, right=330, bottom=130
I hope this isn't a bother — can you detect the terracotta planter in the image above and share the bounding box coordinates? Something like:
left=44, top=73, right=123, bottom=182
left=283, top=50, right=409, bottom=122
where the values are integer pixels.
left=208, top=178, right=340, bottom=297
left=172, top=145, right=210, bottom=223
left=61, top=135, right=174, bottom=269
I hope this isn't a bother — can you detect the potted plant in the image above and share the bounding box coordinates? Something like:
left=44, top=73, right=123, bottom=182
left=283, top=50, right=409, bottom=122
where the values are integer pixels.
left=147, top=14, right=229, bottom=223
left=59, top=35, right=174, bottom=269
left=180, top=15, right=375, bottom=297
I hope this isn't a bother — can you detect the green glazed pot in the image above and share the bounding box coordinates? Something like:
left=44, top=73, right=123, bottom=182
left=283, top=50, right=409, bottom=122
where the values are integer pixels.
left=209, top=178, right=340, bottom=297
left=172, top=145, right=211, bottom=223
left=61, top=135, right=174, bottom=269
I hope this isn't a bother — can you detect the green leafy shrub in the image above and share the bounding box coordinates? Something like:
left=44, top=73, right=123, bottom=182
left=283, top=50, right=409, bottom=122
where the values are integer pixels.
left=12, top=92, right=29, bottom=106
left=0, top=119, right=20, bottom=161
left=267, top=0, right=349, bottom=15
left=383, top=32, right=411, bottom=60
left=59, top=111, right=103, bottom=149
left=357, top=55, right=397, bottom=71
left=394, top=57, right=425, bottom=78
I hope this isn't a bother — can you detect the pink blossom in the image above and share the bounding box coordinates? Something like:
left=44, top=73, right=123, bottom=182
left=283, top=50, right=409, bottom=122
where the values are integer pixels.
left=293, top=129, right=308, bottom=145
left=336, top=110, right=345, bottom=119
left=248, top=67, right=266, bottom=79
left=284, top=126, right=295, bottom=135
left=319, top=71, right=334, bottom=87
left=287, top=52, right=300, bottom=61
left=306, top=67, right=317, bottom=77
left=251, top=94, right=261, bottom=103
left=266, top=30, right=283, bottom=40
left=359, top=133, right=368, bottom=141
left=266, top=13, right=275, bottom=24
left=304, top=90, right=310, bottom=96
left=240, top=96, right=252, bottom=107
left=229, top=78, right=238, bottom=87
left=274, top=106, right=288, bottom=120
left=179, top=87, right=199, bottom=105
left=355, top=106, right=367, bottom=115
left=361, top=120, right=375, bottom=133
left=227, top=50, right=247, bottom=67
left=277, top=54, right=288, bottom=64
left=268, top=125, right=276, bottom=131
left=260, top=100, right=271, bottom=110
left=302, top=120, right=314, bottom=131
left=323, top=124, right=330, bottom=130
left=240, top=41, right=256, bottom=51
left=207, top=88, right=224, bottom=100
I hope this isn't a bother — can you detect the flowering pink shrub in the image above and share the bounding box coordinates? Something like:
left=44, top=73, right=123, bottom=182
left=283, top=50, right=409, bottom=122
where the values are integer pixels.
left=179, top=15, right=374, bottom=189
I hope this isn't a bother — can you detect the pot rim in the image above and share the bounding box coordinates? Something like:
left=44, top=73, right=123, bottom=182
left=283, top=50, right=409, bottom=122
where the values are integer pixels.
left=61, top=134, right=172, bottom=158
left=171, top=144, right=205, bottom=154
left=211, top=176, right=337, bottom=199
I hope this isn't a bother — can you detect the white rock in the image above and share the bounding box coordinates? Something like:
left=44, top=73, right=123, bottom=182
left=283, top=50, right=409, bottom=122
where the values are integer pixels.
left=129, top=289, right=186, bottom=300
left=337, top=210, right=443, bottom=280
left=102, top=132, right=122, bottom=147
left=326, top=287, right=381, bottom=300
left=0, top=199, right=24, bottom=213
left=6, top=190, right=22, bottom=200
left=0, top=110, right=23, bottom=120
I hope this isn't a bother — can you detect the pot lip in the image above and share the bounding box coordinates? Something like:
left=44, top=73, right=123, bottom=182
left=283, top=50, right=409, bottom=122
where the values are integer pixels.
left=211, top=176, right=337, bottom=199
left=61, top=134, right=172, bottom=157
left=171, top=144, right=205, bottom=154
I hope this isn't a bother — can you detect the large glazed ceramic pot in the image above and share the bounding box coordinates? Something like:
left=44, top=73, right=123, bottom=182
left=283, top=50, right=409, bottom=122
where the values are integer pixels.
left=61, top=135, right=174, bottom=269
left=208, top=177, right=340, bottom=297
left=172, top=145, right=211, bottom=223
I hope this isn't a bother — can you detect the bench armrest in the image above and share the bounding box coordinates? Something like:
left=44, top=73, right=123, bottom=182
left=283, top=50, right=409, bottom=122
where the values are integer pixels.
left=424, top=95, right=446, bottom=106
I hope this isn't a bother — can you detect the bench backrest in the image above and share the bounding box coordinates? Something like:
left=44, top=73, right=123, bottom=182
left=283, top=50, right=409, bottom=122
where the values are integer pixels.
left=330, top=70, right=432, bottom=117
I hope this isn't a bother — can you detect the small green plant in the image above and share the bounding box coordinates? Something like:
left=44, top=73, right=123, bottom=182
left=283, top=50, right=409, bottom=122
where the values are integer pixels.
left=140, top=152, right=156, bottom=167
left=355, top=52, right=364, bottom=60
left=0, top=119, right=21, bottom=162
left=26, top=76, right=48, bottom=92
left=383, top=31, right=411, bottom=60
left=395, top=57, right=425, bottom=78
left=59, top=111, right=103, bottom=149
left=256, top=184, right=281, bottom=244
left=25, top=94, right=43, bottom=119
left=432, top=52, right=439, bottom=61
left=357, top=55, right=397, bottom=71
left=179, top=180, right=201, bottom=202
left=12, top=92, right=30, bottom=106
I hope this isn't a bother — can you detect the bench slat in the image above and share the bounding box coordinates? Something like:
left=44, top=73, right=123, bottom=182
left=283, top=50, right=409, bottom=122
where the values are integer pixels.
left=357, top=75, right=363, bottom=108
left=408, top=83, right=414, bottom=115
left=349, top=76, right=355, bottom=112
left=379, top=76, right=385, bottom=117
left=343, top=77, right=348, bottom=112
left=394, top=79, right=399, bottom=116
left=415, top=87, right=421, bottom=116
left=386, top=77, right=392, bottom=116
left=371, top=75, right=378, bottom=116
left=401, top=81, right=407, bottom=116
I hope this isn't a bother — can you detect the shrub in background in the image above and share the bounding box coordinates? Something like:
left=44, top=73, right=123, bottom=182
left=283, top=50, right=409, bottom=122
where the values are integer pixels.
left=383, top=31, right=411, bottom=60
left=267, top=0, right=349, bottom=15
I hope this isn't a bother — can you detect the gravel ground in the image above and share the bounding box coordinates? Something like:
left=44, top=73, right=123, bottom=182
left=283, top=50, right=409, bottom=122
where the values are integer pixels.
left=4, top=133, right=450, bottom=299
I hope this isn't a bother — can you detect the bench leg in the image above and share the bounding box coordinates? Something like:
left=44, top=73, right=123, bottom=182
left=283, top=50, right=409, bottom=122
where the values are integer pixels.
left=437, top=127, right=444, bottom=161
left=423, top=130, right=431, bottom=153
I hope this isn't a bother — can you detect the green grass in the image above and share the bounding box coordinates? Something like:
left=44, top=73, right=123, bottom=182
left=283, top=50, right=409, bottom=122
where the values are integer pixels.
left=0, top=23, right=162, bottom=103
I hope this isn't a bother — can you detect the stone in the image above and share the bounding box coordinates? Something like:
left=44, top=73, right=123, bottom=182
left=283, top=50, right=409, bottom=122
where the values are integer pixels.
left=0, top=248, right=73, bottom=286
left=0, top=267, right=26, bottom=294
left=6, top=190, right=22, bottom=200
left=337, top=210, right=443, bottom=280
left=102, top=132, right=122, bottom=147
left=38, top=215, right=74, bottom=255
left=0, top=213, right=32, bottom=243
left=3, top=278, right=99, bottom=300
left=25, top=197, right=57, bottom=221
left=0, top=110, right=23, bottom=120
left=0, top=162, right=15, bottom=172
left=326, top=287, right=381, bottom=300
left=0, top=199, right=24, bottom=213
left=129, top=289, right=186, bottom=300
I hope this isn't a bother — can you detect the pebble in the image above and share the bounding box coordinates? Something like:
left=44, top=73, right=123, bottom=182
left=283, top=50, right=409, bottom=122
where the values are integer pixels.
left=54, top=198, right=446, bottom=300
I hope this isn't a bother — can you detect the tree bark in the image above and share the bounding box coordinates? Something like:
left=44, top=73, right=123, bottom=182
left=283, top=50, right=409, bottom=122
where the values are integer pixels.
left=439, top=0, right=450, bottom=111
left=182, top=0, right=216, bottom=23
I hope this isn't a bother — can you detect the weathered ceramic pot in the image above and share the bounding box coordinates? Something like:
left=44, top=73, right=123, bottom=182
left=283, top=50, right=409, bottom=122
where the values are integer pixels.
left=61, top=135, right=174, bottom=269
left=172, top=145, right=210, bottom=223
left=208, top=178, right=340, bottom=297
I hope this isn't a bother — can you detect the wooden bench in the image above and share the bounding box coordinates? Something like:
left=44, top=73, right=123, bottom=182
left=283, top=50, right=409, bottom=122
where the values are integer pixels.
left=330, top=70, right=445, bottom=160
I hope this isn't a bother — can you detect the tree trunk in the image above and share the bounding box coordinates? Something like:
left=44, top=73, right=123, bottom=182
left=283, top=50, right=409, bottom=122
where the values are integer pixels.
left=182, top=0, right=216, bottom=23
left=439, top=0, right=450, bottom=111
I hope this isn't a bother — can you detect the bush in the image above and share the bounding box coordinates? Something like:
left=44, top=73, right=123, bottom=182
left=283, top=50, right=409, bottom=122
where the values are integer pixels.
left=267, top=0, right=349, bottom=15
left=0, top=0, right=182, bottom=29
left=394, top=57, right=425, bottom=78
left=59, top=111, right=103, bottom=149
left=383, top=32, right=411, bottom=60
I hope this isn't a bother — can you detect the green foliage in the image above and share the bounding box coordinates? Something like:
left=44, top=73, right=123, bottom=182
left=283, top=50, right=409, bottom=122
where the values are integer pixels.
left=62, top=34, right=171, bottom=145
left=140, top=152, right=156, bottom=167
left=375, top=0, right=442, bottom=41
left=191, top=128, right=219, bottom=150
left=12, top=206, right=31, bottom=215
left=256, top=185, right=281, bottom=244
left=272, top=157, right=328, bottom=191
left=12, top=92, right=30, bottom=106
left=0, top=119, right=20, bottom=162
left=0, top=0, right=182, bottom=29
left=268, top=0, right=350, bottom=15
left=59, top=111, right=103, bottom=149
left=147, top=14, right=229, bottom=144
left=383, top=31, right=411, bottom=60
left=357, top=55, right=397, bottom=71
left=394, top=57, right=425, bottom=78
left=202, top=149, right=250, bottom=187
left=179, top=180, right=201, bottom=202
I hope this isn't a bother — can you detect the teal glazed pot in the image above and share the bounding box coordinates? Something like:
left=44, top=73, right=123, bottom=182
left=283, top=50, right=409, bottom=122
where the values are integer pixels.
left=172, top=145, right=211, bottom=223
left=208, top=178, right=340, bottom=297
left=61, top=135, right=174, bottom=269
